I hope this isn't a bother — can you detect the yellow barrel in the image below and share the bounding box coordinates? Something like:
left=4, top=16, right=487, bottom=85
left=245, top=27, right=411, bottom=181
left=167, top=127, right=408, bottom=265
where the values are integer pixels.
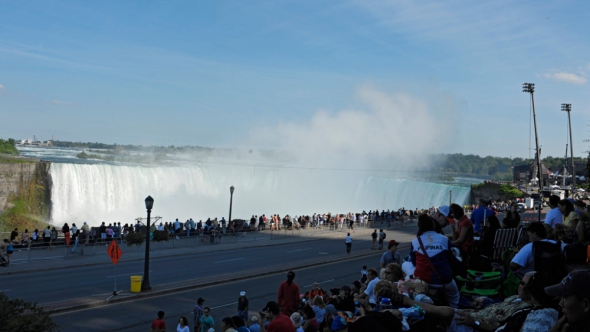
left=130, top=276, right=143, bottom=293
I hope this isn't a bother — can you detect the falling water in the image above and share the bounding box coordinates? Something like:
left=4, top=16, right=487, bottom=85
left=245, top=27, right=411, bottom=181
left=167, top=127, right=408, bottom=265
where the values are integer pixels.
left=49, top=162, right=474, bottom=226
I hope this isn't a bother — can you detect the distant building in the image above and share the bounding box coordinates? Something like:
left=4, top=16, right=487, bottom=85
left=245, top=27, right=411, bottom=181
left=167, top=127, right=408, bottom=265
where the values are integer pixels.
left=513, top=160, right=548, bottom=184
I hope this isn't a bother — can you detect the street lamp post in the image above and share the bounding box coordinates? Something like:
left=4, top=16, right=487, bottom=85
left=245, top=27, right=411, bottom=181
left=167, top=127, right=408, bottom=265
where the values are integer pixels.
left=523, top=83, right=544, bottom=193
left=142, top=195, right=154, bottom=291
left=449, top=190, right=452, bottom=206
left=562, top=104, right=575, bottom=187
left=229, top=186, right=235, bottom=226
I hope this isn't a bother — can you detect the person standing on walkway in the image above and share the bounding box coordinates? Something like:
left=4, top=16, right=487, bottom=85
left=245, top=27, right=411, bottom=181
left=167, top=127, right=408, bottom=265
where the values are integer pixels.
left=80, top=222, right=90, bottom=254
left=50, top=227, right=58, bottom=251
left=193, top=297, right=205, bottom=332
left=99, top=222, right=107, bottom=245
left=71, top=230, right=80, bottom=253
left=237, top=291, right=249, bottom=321
left=174, top=218, right=181, bottom=239
left=278, top=271, right=300, bottom=316
left=345, top=233, right=352, bottom=254
left=371, top=230, right=377, bottom=250
left=378, top=229, right=386, bottom=250
left=151, top=310, right=166, bottom=331
left=177, top=316, right=190, bottom=332
left=199, top=307, right=214, bottom=332
left=43, top=226, right=51, bottom=247
left=2, top=239, right=14, bottom=266
left=62, top=223, right=70, bottom=246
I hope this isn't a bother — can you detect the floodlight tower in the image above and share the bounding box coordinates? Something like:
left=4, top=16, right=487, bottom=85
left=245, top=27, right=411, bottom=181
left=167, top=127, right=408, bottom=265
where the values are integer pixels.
left=561, top=104, right=575, bottom=187
left=523, top=83, right=543, bottom=192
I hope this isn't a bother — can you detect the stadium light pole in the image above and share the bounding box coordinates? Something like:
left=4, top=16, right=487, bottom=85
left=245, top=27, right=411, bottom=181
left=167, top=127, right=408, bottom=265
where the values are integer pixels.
left=229, top=186, right=235, bottom=226
left=523, top=83, right=544, bottom=193
left=141, top=195, right=154, bottom=291
left=561, top=104, right=575, bottom=188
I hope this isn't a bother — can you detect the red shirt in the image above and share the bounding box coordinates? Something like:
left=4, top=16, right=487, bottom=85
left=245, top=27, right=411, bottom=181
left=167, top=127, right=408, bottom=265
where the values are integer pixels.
left=277, top=281, right=300, bottom=315
left=267, top=314, right=295, bottom=332
left=151, top=318, right=166, bottom=331
left=456, top=215, right=474, bottom=252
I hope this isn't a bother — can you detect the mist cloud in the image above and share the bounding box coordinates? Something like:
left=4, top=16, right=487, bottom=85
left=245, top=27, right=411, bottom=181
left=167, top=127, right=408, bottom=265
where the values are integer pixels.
left=244, top=85, right=457, bottom=169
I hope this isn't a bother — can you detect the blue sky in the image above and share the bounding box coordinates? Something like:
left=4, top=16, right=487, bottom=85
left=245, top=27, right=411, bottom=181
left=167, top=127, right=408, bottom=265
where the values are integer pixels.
left=1, top=0, right=589, bottom=159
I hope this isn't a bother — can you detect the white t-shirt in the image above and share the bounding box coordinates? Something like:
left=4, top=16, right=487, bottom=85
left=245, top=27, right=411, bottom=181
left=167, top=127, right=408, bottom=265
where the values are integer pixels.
left=364, top=277, right=381, bottom=304
left=511, top=239, right=559, bottom=276
left=544, top=208, right=563, bottom=227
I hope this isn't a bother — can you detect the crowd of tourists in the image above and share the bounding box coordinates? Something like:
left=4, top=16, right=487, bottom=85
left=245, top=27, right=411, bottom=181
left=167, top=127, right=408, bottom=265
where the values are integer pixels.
left=146, top=194, right=590, bottom=332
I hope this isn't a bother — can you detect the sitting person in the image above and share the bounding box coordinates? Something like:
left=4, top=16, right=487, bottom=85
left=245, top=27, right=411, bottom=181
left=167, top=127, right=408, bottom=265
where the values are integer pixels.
left=476, top=215, right=501, bottom=259
left=502, top=203, right=521, bottom=229
left=510, top=222, right=561, bottom=279
left=305, top=282, right=327, bottom=302
left=451, top=271, right=535, bottom=331
left=455, top=271, right=558, bottom=332
left=545, top=269, right=590, bottom=332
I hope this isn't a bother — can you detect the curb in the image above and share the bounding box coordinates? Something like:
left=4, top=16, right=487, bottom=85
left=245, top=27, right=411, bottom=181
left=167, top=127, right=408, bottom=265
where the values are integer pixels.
left=49, top=243, right=412, bottom=315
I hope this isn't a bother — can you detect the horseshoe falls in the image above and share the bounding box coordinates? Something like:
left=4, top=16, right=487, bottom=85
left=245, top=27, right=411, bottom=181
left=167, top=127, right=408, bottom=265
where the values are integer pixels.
left=49, top=162, right=474, bottom=226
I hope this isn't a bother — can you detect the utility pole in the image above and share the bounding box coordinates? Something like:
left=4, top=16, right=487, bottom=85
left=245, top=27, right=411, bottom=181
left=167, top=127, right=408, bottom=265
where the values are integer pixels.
left=562, top=104, right=575, bottom=187
left=523, top=83, right=543, bottom=193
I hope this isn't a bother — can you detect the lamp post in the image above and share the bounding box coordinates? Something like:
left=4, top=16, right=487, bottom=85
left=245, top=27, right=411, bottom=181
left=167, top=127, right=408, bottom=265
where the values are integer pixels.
left=141, top=195, right=154, bottom=291
left=561, top=104, right=575, bottom=187
left=229, top=186, right=235, bottom=226
left=523, top=83, right=543, bottom=193
left=449, top=190, right=452, bottom=206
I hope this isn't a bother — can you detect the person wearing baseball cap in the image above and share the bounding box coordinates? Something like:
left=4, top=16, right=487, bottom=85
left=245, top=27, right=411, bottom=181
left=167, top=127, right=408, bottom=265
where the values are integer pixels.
left=380, top=239, right=401, bottom=269
left=259, top=301, right=294, bottom=332
left=545, top=269, right=590, bottom=331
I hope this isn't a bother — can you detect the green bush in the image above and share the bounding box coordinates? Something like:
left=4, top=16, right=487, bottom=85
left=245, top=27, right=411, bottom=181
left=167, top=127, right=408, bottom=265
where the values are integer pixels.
left=125, top=232, right=145, bottom=247
left=152, top=230, right=169, bottom=242
left=0, top=138, right=19, bottom=155
left=0, top=293, right=60, bottom=331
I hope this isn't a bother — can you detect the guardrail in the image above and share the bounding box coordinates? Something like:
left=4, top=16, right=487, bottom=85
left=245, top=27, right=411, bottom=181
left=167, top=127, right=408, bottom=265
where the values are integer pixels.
left=4, top=222, right=380, bottom=265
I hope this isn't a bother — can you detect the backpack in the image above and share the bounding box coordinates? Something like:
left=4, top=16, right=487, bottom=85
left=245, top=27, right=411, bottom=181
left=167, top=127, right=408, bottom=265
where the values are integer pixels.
left=380, top=232, right=386, bottom=240
left=533, top=240, right=565, bottom=279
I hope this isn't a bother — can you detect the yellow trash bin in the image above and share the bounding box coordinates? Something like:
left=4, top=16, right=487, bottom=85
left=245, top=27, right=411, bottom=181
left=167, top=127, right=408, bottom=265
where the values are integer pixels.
left=130, top=275, right=142, bottom=293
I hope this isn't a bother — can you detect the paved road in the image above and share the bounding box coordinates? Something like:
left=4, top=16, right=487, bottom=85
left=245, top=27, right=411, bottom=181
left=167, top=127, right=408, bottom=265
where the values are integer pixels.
left=3, top=238, right=370, bottom=303
left=51, top=247, right=412, bottom=332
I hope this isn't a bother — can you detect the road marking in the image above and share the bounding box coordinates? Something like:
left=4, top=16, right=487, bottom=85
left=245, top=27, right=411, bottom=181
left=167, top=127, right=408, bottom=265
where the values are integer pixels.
left=318, top=252, right=329, bottom=255
left=0, top=289, right=12, bottom=292
left=210, top=302, right=238, bottom=309
left=214, top=258, right=244, bottom=263
left=288, top=248, right=312, bottom=253
left=304, top=279, right=334, bottom=288
left=107, top=271, right=151, bottom=278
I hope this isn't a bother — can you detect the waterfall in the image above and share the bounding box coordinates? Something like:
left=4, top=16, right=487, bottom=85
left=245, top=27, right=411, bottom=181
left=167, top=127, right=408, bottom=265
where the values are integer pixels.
left=49, top=163, right=473, bottom=226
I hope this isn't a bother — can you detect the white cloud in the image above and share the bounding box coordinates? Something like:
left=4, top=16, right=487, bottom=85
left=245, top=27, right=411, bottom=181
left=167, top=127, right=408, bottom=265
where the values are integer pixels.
left=544, top=72, right=587, bottom=85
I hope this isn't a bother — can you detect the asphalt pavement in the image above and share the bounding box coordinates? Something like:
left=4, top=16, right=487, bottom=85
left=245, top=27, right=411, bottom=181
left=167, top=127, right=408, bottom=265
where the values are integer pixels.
left=0, top=222, right=420, bottom=316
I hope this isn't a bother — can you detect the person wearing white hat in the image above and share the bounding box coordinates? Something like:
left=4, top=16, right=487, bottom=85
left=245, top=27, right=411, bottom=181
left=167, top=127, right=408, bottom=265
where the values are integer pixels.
left=237, top=291, right=249, bottom=321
